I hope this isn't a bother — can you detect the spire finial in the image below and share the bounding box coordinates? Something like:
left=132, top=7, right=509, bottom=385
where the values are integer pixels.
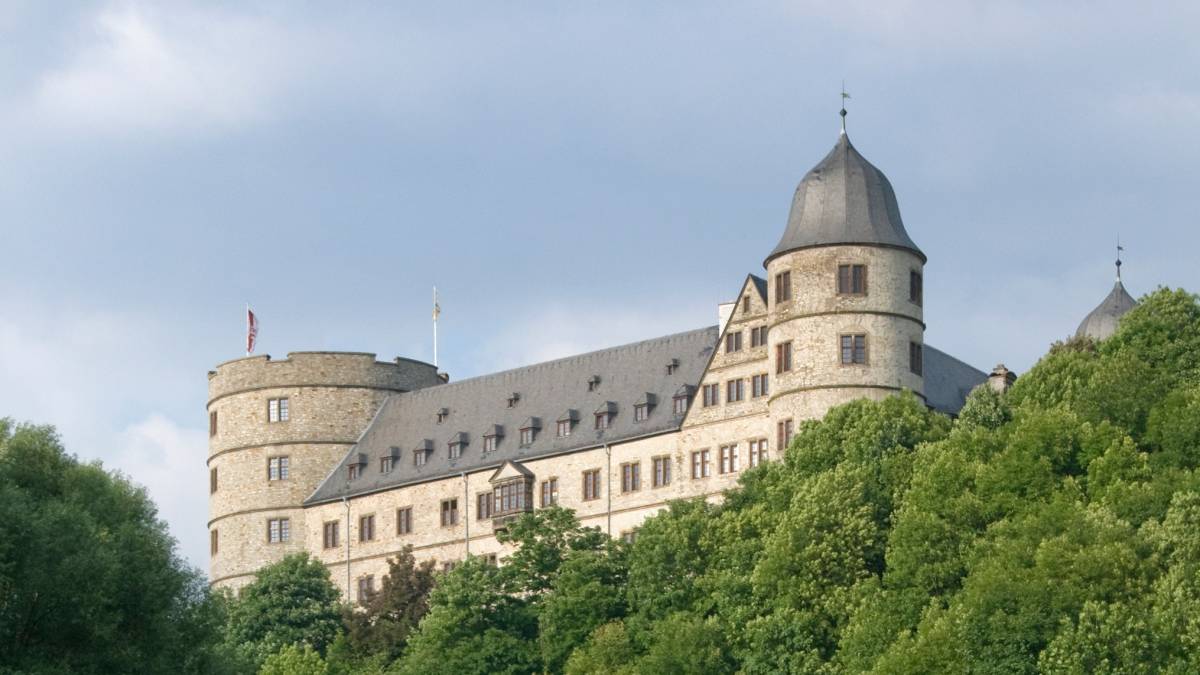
left=1115, top=235, right=1124, bottom=282
left=840, top=81, right=850, bottom=134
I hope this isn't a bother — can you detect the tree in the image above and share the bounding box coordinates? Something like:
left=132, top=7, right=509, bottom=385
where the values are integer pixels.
left=224, top=553, right=343, bottom=668
left=0, top=420, right=223, bottom=674
left=343, top=547, right=436, bottom=662
left=259, top=644, right=330, bottom=675
left=538, top=546, right=628, bottom=672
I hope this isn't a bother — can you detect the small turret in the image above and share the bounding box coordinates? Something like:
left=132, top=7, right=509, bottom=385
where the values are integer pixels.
left=1075, top=253, right=1137, bottom=341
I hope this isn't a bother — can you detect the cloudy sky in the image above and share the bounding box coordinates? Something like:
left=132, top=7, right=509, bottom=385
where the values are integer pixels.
left=1, top=1, right=1197, bottom=571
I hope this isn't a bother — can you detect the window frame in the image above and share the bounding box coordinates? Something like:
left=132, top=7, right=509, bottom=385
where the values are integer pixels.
left=621, top=461, right=641, bottom=493
left=540, top=477, right=559, bottom=507
left=726, top=331, right=743, bottom=353
left=209, top=410, right=217, bottom=437
left=910, top=341, right=923, bottom=376
left=652, top=455, right=672, bottom=487
left=910, top=270, right=923, bottom=306
left=840, top=334, right=868, bottom=365
left=323, top=520, right=340, bottom=549
left=267, top=455, right=290, bottom=481
left=691, top=449, right=711, bottom=479
left=777, top=419, right=794, bottom=452
left=359, top=514, right=375, bottom=542
left=836, top=263, right=868, bottom=296
left=477, top=491, right=494, bottom=520
left=210, top=467, right=218, bottom=494
left=774, top=270, right=792, bottom=303
left=440, top=499, right=459, bottom=527
left=396, top=506, right=413, bottom=535
left=210, top=528, right=218, bottom=555
left=719, top=444, right=740, bottom=474
left=582, top=469, right=601, bottom=501
left=776, top=342, right=793, bottom=373
left=266, top=517, right=290, bottom=544
left=557, top=419, right=572, bottom=438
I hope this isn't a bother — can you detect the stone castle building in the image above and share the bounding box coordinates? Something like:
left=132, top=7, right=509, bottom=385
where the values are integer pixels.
left=206, top=122, right=1133, bottom=597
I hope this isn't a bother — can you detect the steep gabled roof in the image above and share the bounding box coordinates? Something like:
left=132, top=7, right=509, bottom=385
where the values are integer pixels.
left=306, top=326, right=718, bottom=504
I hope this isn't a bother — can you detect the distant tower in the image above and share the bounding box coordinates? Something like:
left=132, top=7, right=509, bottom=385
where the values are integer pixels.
left=206, top=352, right=443, bottom=592
left=764, top=120, right=926, bottom=425
left=1075, top=252, right=1137, bottom=341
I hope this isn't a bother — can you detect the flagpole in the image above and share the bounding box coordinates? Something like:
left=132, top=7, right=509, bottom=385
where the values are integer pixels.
left=246, top=303, right=251, bottom=357
left=432, top=287, right=439, bottom=369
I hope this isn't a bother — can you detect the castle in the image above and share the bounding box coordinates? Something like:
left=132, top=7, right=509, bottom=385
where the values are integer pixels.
left=206, top=121, right=1136, bottom=597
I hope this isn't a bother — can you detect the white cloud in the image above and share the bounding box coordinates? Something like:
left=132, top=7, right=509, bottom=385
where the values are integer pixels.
left=26, top=3, right=301, bottom=136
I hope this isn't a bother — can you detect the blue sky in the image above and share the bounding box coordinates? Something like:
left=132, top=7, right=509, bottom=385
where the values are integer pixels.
left=2, top=1, right=1197, bottom=570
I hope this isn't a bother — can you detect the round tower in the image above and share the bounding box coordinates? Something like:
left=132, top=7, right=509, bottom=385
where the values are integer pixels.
left=1075, top=258, right=1136, bottom=341
left=206, top=352, right=443, bottom=591
left=765, top=128, right=926, bottom=425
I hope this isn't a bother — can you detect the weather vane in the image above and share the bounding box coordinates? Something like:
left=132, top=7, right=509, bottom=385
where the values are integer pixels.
left=1116, top=235, right=1124, bottom=281
left=840, top=81, right=850, bottom=133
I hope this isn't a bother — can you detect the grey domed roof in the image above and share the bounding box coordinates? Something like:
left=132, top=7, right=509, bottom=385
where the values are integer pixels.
left=766, top=133, right=924, bottom=265
left=1075, top=280, right=1137, bottom=341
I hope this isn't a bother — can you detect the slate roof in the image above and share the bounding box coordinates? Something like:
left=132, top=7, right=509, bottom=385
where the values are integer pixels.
left=1075, top=280, right=1137, bottom=341
left=767, top=133, right=924, bottom=265
left=923, top=345, right=988, bottom=415
left=750, top=275, right=768, bottom=301
left=306, top=326, right=719, bottom=504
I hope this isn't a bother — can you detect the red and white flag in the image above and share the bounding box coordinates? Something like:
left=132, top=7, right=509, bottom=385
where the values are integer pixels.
left=246, top=307, right=259, bottom=355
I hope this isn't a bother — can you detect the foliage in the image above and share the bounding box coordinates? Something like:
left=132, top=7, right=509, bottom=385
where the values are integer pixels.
left=0, top=420, right=224, bottom=674
left=343, top=546, right=436, bottom=662
left=259, top=643, right=330, bottom=675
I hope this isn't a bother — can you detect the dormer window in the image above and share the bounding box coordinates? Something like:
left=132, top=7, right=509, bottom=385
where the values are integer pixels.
left=380, top=447, right=400, bottom=474
left=587, top=375, right=601, bottom=392
left=519, top=417, right=541, bottom=447
left=448, top=432, right=468, bottom=459
left=673, top=385, right=694, bottom=416
left=436, top=408, right=449, bottom=424
left=594, top=401, right=616, bottom=430
left=634, top=404, right=648, bottom=422
left=483, top=425, right=503, bottom=453
left=414, top=439, right=433, bottom=467
left=507, top=393, right=520, bottom=408
left=557, top=410, right=578, bottom=437
left=347, top=453, right=367, bottom=480
left=633, top=392, right=656, bottom=423
left=666, top=359, right=679, bottom=375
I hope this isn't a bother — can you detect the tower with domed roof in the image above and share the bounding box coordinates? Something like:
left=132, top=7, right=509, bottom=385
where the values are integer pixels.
left=764, top=114, right=927, bottom=424
left=1075, top=254, right=1137, bottom=341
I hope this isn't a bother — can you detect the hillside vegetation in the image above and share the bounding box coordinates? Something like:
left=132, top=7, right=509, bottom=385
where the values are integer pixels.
left=4, top=287, right=1200, bottom=674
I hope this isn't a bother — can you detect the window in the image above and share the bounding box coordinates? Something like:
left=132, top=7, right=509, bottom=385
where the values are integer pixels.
left=621, top=462, right=641, bottom=493
left=749, top=438, right=768, bottom=467
left=357, top=576, right=374, bottom=605
left=582, top=469, right=601, bottom=501
left=478, top=492, right=494, bottom=520
left=323, top=521, right=339, bottom=549
left=910, top=341, right=923, bottom=376
left=751, top=373, right=770, bottom=398
left=652, top=456, right=672, bottom=487
left=673, top=393, right=690, bottom=415
left=494, top=480, right=531, bottom=515
left=841, top=334, right=868, bottom=365
left=634, top=404, right=649, bottom=422
left=483, top=435, right=498, bottom=453
left=267, top=518, right=290, bottom=543
left=742, top=295, right=751, bottom=313
left=415, top=449, right=428, bottom=466
left=210, top=529, right=218, bottom=555
left=595, top=412, right=612, bottom=430
left=910, top=270, right=923, bottom=305
left=440, top=499, right=459, bottom=527
left=507, top=393, right=520, bottom=408
left=520, top=427, right=535, bottom=445
left=776, top=342, right=793, bottom=373
left=540, top=478, right=559, bottom=507
left=268, top=456, right=289, bottom=481
left=587, top=375, right=601, bottom=392
left=359, top=514, right=375, bottom=542
left=691, top=450, right=711, bottom=479
left=726, top=331, right=743, bottom=353
left=210, top=467, right=218, bottom=494
left=777, top=419, right=795, bottom=451
left=381, top=454, right=396, bottom=473
left=726, top=379, right=745, bottom=403
left=449, top=439, right=464, bottom=459
left=348, top=463, right=361, bottom=480
left=484, top=553, right=499, bottom=566
left=719, top=444, right=740, bottom=473
left=267, top=398, right=289, bottom=423
left=750, top=325, right=768, bottom=347
left=396, top=507, right=413, bottom=535
left=837, top=264, right=868, bottom=295
left=557, top=420, right=572, bottom=438
left=621, top=530, right=638, bottom=544
left=702, top=383, right=720, bottom=407
left=666, top=359, right=679, bottom=375
left=209, top=411, right=217, bottom=437
left=774, top=270, right=792, bottom=303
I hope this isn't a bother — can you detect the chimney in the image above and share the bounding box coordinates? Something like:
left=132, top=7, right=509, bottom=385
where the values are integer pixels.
left=718, top=302, right=735, bottom=335
left=988, top=364, right=1016, bottom=393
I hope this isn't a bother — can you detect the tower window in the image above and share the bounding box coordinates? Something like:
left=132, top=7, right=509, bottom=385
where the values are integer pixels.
left=440, top=499, right=459, bottom=527
left=726, top=331, right=743, bottom=353
left=910, top=341, right=923, bottom=376
left=359, top=514, right=375, bottom=542
left=267, top=398, right=289, bottom=423
left=776, top=342, right=793, bottom=373
left=777, top=419, right=794, bottom=451
left=837, top=264, right=868, bottom=295
left=726, top=379, right=745, bottom=402
left=750, top=325, right=768, bottom=347
left=910, top=271, right=923, bottom=306
left=267, top=518, right=290, bottom=543
left=209, top=411, right=217, bottom=437
left=267, top=456, right=289, bottom=481
left=210, top=529, right=218, bottom=555
left=774, top=271, right=792, bottom=303
left=210, top=467, right=218, bottom=494
left=323, top=521, right=339, bottom=549
left=840, top=334, right=868, bottom=365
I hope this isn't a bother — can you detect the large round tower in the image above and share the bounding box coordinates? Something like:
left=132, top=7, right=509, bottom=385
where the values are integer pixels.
left=765, top=127, right=926, bottom=425
left=206, top=352, right=443, bottom=591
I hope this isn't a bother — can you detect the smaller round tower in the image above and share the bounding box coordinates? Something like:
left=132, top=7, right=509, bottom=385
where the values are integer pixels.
left=764, top=125, right=926, bottom=425
left=1075, top=257, right=1137, bottom=341
left=207, top=352, right=442, bottom=592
